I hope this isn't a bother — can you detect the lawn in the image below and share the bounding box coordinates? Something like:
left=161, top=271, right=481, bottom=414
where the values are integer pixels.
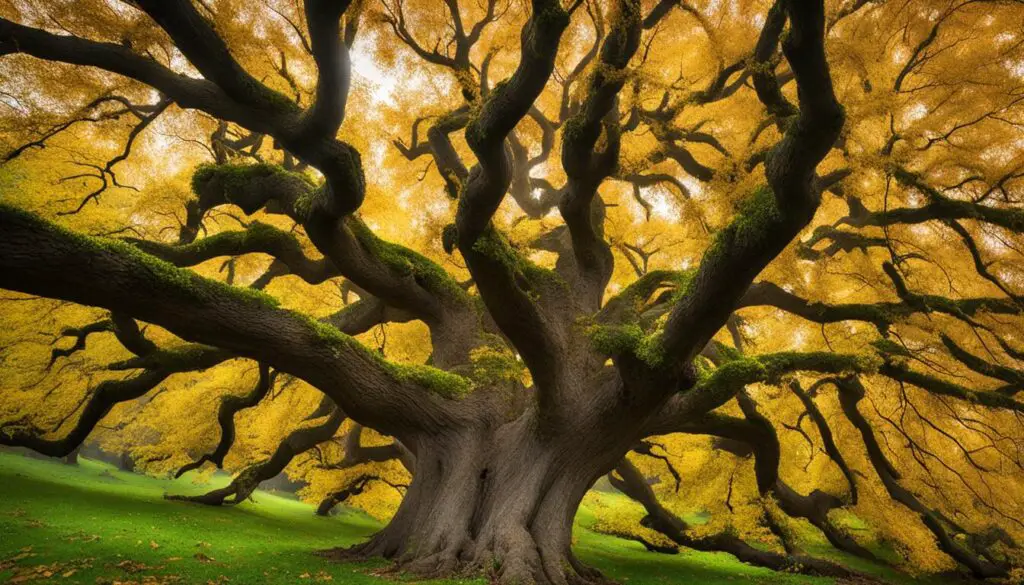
left=0, top=453, right=934, bottom=584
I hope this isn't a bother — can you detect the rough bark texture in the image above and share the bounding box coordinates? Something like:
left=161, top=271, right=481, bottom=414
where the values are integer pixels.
left=320, top=404, right=641, bottom=585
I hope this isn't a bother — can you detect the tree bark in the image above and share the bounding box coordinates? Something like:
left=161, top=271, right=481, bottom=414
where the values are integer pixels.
left=320, top=408, right=634, bottom=585
left=61, top=445, right=81, bottom=465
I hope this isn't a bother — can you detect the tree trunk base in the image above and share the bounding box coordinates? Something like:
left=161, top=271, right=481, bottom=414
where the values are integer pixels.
left=317, top=414, right=639, bottom=584
left=318, top=538, right=614, bottom=585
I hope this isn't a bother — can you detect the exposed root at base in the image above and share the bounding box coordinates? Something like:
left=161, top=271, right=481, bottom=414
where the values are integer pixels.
left=315, top=542, right=616, bottom=585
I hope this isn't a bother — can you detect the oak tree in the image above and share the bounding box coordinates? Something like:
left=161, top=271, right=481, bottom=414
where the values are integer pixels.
left=1, top=0, right=1023, bottom=583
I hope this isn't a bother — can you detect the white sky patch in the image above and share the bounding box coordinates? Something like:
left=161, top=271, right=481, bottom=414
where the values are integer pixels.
left=980, top=141, right=1020, bottom=165
left=1007, top=59, right=1024, bottom=79
left=994, top=32, right=1016, bottom=45
left=350, top=37, right=400, bottom=106
left=682, top=177, right=705, bottom=200
left=638, top=186, right=682, bottom=222
left=371, top=142, right=388, bottom=170
left=980, top=230, right=1005, bottom=253
left=905, top=188, right=922, bottom=207
left=792, top=330, right=806, bottom=349
left=901, top=102, right=928, bottom=125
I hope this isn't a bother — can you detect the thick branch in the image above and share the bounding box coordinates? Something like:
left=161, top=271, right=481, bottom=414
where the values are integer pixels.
left=609, top=459, right=861, bottom=577
left=453, top=0, right=571, bottom=399
left=656, top=0, right=844, bottom=381
left=128, top=223, right=336, bottom=285
left=0, top=203, right=476, bottom=438
left=558, top=0, right=641, bottom=308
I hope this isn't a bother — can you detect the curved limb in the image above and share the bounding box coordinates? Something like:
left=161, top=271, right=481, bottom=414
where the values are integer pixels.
left=641, top=0, right=844, bottom=392
left=1, top=344, right=232, bottom=457
left=832, top=376, right=1010, bottom=578
left=174, top=363, right=278, bottom=478
left=0, top=203, right=479, bottom=439
left=608, top=459, right=865, bottom=578
left=167, top=399, right=346, bottom=505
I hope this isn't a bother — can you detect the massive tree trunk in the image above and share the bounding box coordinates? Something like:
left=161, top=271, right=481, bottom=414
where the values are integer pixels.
left=0, top=0, right=908, bottom=583
left=322, top=409, right=633, bottom=585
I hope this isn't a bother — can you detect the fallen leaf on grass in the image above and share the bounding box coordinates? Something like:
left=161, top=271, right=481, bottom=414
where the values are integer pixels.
left=0, top=551, right=36, bottom=570
left=96, top=575, right=183, bottom=585
left=66, top=532, right=102, bottom=543
left=193, top=553, right=216, bottom=563
left=5, top=559, right=94, bottom=584
left=149, top=541, right=160, bottom=550
left=115, top=560, right=158, bottom=574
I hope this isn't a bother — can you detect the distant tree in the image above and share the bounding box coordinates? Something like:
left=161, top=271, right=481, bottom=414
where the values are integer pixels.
left=1, top=0, right=1023, bottom=583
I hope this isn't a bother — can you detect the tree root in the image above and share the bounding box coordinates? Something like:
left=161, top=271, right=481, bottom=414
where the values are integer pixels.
left=317, top=535, right=614, bottom=585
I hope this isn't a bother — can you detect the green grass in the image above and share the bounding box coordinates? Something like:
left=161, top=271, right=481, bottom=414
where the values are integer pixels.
left=0, top=453, right=929, bottom=584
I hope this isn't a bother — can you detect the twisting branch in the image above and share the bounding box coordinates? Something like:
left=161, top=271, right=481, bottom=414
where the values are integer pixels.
left=788, top=380, right=858, bottom=501
left=738, top=280, right=1021, bottom=334
left=452, top=0, right=572, bottom=401
left=0, top=202, right=480, bottom=439
left=1, top=344, right=232, bottom=457
left=631, top=440, right=681, bottom=491
left=46, top=319, right=113, bottom=369
left=300, top=0, right=355, bottom=141
left=832, top=376, right=1010, bottom=578
left=654, top=0, right=844, bottom=385
left=314, top=422, right=413, bottom=515
left=643, top=351, right=871, bottom=432
left=558, top=0, right=642, bottom=309
left=315, top=474, right=386, bottom=516
left=731, top=392, right=874, bottom=559
left=838, top=167, right=1024, bottom=234
left=877, top=358, right=1024, bottom=413
left=126, top=223, right=337, bottom=285
left=607, top=458, right=863, bottom=577
left=3, top=95, right=165, bottom=164
left=168, top=397, right=346, bottom=505
left=941, top=334, right=1024, bottom=394
left=174, top=363, right=278, bottom=478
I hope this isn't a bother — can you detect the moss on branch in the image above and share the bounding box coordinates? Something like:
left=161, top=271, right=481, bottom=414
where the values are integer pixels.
left=471, top=228, right=567, bottom=294
left=345, top=217, right=469, bottom=304
left=2, top=202, right=282, bottom=309
left=300, top=315, right=472, bottom=399
left=693, top=350, right=875, bottom=396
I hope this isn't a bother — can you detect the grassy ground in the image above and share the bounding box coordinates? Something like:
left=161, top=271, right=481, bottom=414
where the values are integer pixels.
left=0, top=453, right=938, bottom=584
